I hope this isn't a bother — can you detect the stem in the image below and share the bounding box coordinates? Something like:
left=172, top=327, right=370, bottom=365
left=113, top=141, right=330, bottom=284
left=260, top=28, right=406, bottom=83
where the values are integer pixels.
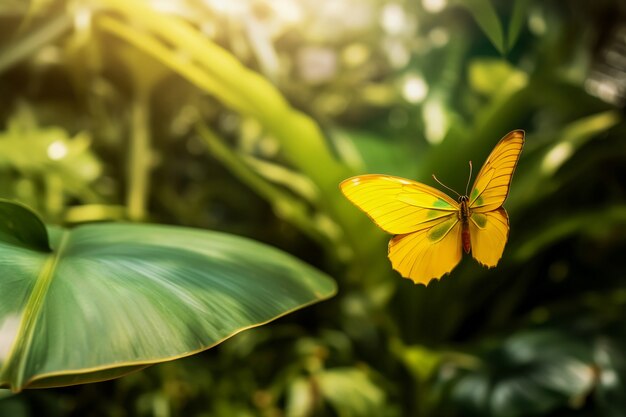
left=44, top=174, right=64, bottom=221
left=126, top=89, right=151, bottom=221
left=0, top=13, right=71, bottom=74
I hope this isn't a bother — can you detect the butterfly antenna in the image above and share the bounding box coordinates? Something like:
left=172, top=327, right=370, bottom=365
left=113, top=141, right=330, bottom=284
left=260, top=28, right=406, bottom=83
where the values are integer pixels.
left=465, top=161, right=473, bottom=196
left=432, top=173, right=461, bottom=198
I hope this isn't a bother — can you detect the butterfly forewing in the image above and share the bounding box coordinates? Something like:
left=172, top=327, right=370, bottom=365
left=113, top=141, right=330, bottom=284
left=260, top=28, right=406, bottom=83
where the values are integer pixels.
left=469, top=130, right=524, bottom=212
left=340, top=175, right=459, bottom=235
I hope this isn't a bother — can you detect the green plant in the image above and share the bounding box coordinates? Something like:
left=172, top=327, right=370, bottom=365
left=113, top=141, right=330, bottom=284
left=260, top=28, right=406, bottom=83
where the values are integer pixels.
left=1, top=0, right=625, bottom=416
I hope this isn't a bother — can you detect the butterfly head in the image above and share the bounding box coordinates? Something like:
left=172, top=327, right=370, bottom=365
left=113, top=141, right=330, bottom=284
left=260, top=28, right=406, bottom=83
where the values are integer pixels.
left=458, top=195, right=469, bottom=203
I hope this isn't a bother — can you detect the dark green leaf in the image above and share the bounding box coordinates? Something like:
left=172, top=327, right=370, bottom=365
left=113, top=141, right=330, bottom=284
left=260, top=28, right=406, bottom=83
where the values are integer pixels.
left=0, top=200, right=49, bottom=251
left=317, top=368, right=386, bottom=417
left=508, top=0, right=532, bottom=50
left=594, top=338, right=626, bottom=416
left=456, top=0, right=505, bottom=54
left=444, top=331, right=595, bottom=417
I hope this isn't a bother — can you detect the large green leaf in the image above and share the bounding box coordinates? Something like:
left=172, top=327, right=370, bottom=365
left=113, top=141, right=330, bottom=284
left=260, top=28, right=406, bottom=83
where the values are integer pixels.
left=0, top=202, right=336, bottom=392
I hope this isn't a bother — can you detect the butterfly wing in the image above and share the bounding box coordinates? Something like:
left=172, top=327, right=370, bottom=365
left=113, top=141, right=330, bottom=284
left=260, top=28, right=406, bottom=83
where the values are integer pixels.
left=468, top=130, right=524, bottom=267
left=340, top=175, right=463, bottom=284
left=340, top=175, right=459, bottom=234
left=469, top=130, right=524, bottom=213
left=468, top=208, right=509, bottom=267
left=388, top=216, right=462, bottom=284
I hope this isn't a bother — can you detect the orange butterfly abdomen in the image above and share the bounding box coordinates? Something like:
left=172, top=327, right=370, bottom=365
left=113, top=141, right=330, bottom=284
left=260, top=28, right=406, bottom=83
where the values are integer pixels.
left=459, top=198, right=471, bottom=254
left=462, top=222, right=471, bottom=254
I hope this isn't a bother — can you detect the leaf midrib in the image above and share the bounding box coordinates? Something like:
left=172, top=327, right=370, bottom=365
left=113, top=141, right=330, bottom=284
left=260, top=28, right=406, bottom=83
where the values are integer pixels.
left=1, top=229, right=70, bottom=392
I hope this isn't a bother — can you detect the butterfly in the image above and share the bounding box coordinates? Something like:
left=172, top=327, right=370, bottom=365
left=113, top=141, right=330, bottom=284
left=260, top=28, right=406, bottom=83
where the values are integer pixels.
left=340, top=130, right=524, bottom=285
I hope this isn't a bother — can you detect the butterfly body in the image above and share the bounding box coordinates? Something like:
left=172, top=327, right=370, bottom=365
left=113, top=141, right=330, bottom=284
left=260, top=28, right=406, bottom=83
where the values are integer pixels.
left=340, top=130, right=524, bottom=285
left=458, top=196, right=471, bottom=254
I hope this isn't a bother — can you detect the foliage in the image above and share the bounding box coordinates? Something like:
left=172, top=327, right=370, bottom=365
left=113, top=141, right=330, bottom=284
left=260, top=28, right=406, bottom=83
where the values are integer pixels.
left=0, top=0, right=625, bottom=415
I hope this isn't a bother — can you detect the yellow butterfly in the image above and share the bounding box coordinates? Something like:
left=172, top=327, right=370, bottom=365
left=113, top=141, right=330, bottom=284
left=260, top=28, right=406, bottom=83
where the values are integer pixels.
left=340, top=130, right=524, bottom=285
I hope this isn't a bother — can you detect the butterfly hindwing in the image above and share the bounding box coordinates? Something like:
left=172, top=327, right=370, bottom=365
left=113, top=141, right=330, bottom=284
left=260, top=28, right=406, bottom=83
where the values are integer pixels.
left=469, top=130, right=524, bottom=213
left=469, top=208, right=509, bottom=267
left=388, top=215, right=462, bottom=284
left=340, top=175, right=459, bottom=235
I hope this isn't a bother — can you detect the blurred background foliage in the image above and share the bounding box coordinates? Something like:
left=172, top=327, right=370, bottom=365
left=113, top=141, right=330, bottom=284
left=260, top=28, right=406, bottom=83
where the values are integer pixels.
left=1, top=0, right=626, bottom=415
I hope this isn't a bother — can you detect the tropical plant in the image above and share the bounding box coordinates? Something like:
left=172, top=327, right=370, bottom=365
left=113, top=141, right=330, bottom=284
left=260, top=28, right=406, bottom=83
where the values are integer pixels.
left=0, top=0, right=625, bottom=416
